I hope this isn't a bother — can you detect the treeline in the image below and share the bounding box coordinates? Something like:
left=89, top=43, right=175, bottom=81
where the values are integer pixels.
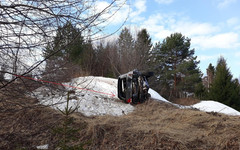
left=195, top=57, right=240, bottom=111
left=43, top=22, right=240, bottom=111
left=43, top=22, right=152, bottom=80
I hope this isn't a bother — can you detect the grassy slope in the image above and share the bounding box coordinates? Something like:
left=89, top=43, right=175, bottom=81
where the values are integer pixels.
left=1, top=87, right=240, bottom=149
left=84, top=100, right=240, bottom=149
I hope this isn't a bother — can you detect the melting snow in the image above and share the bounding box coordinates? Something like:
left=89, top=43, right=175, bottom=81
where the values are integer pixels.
left=32, top=76, right=240, bottom=116
left=33, top=76, right=134, bottom=116
left=148, top=88, right=168, bottom=102
left=191, top=100, right=240, bottom=116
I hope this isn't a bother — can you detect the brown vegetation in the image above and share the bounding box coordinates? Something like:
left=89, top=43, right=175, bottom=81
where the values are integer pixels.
left=172, top=98, right=200, bottom=106
left=1, top=90, right=240, bottom=149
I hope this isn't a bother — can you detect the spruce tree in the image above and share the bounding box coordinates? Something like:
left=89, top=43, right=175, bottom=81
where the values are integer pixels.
left=44, top=21, right=85, bottom=62
left=135, top=29, right=152, bottom=71
left=209, top=56, right=240, bottom=111
left=43, top=22, right=87, bottom=81
left=118, top=27, right=135, bottom=73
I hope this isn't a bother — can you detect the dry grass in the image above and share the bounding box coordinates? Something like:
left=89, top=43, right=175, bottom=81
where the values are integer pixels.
left=172, top=98, right=200, bottom=106
left=1, top=87, right=240, bottom=149
left=77, top=100, right=240, bottom=150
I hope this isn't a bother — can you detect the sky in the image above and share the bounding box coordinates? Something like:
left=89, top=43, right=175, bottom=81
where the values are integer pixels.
left=101, top=0, right=240, bottom=79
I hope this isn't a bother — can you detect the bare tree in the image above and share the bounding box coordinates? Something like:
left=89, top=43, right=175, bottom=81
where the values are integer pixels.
left=0, top=2, right=129, bottom=148
left=0, top=0, right=128, bottom=89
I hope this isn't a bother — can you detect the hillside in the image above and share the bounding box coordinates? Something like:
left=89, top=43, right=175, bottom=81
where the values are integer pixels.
left=1, top=77, right=240, bottom=149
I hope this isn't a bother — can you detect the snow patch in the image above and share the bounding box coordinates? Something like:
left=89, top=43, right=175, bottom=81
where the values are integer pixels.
left=148, top=88, right=240, bottom=116
left=33, top=76, right=134, bottom=116
left=36, top=144, right=48, bottom=150
left=191, top=100, right=240, bottom=116
left=148, top=88, right=169, bottom=102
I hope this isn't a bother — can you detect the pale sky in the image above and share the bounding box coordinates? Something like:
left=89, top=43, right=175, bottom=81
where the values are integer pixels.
left=102, top=0, right=240, bottom=78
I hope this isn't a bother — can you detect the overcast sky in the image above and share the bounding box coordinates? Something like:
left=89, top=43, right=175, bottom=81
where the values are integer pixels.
left=101, top=0, right=240, bottom=78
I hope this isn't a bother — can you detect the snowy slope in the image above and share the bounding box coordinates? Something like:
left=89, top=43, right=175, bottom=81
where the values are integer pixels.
left=33, top=76, right=240, bottom=116
left=149, top=87, right=240, bottom=116
left=191, top=100, right=240, bottom=116
left=148, top=88, right=168, bottom=102
left=33, top=76, right=134, bottom=116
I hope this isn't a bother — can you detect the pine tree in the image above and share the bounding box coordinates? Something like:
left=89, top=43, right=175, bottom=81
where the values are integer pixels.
left=231, top=79, right=240, bottom=110
left=149, top=42, right=172, bottom=98
left=94, top=42, right=116, bottom=77
left=177, top=58, right=202, bottom=97
left=151, top=33, right=201, bottom=99
left=209, top=56, right=240, bottom=111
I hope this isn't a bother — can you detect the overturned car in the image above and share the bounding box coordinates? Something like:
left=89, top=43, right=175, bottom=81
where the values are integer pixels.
left=117, top=69, right=153, bottom=104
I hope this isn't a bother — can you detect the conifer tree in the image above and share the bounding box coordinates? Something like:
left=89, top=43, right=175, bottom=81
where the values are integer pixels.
left=149, top=42, right=171, bottom=97
left=118, top=27, right=135, bottom=73
left=43, top=22, right=87, bottom=81
left=94, top=42, right=116, bottom=77
left=206, top=63, right=215, bottom=89
left=54, top=90, right=85, bottom=149
left=44, top=22, right=85, bottom=62
left=81, top=40, right=96, bottom=74
left=134, top=29, right=152, bottom=71
left=209, top=56, right=240, bottom=111
left=151, top=33, right=201, bottom=99
left=195, top=82, right=208, bottom=99
left=177, top=58, right=202, bottom=96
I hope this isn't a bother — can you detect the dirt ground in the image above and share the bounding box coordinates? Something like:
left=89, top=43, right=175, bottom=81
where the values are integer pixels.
left=1, top=87, right=240, bottom=149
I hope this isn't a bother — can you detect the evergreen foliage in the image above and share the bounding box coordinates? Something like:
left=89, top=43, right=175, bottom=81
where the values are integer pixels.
left=94, top=42, right=116, bottom=77
left=151, top=33, right=201, bottom=99
left=118, top=27, right=135, bottom=73
left=44, top=21, right=85, bottom=62
left=208, top=63, right=215, bottom=76
left=53, top=90, right=86, bottom=150
left=209, top=57, right=240, bottom=111
left=195, top=82, right=208, bottom=99
left=43, top=22, right=89, bottom=81
left=80, top=40, right=96, bottom=74
left=177, top=58, right=202, bottom=96
left=135, top=29, right=152, bottom=71
left=116, top=27, right=152, bottom=73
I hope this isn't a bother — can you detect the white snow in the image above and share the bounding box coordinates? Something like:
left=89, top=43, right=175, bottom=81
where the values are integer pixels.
left=148, top=88, right=168, bottom=102
left=191, top=100, right=240, bottom=116
left=32, top=76, right=240, bottom=117
left=150, top=88, right=240, bottom=116
left=33, top=76, right=134, bottom=116
left=36, top=144, right=48, bottom=149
